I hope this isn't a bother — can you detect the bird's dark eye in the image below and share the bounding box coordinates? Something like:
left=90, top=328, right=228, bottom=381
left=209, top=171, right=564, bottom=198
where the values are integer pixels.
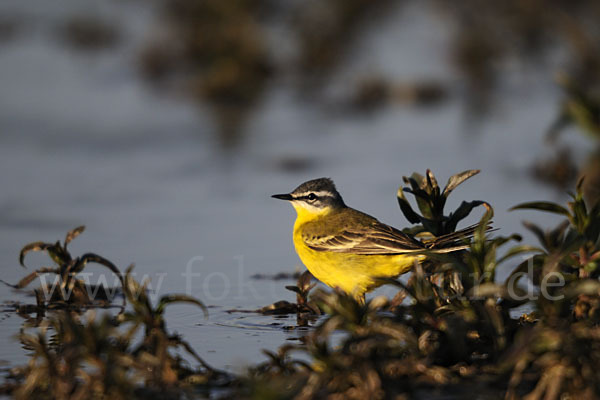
left=307, top=193, right=317, bottom=201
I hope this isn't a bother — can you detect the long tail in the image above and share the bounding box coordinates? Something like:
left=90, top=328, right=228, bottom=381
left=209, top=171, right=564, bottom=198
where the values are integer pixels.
left=423, top=223, right=493, bottom=253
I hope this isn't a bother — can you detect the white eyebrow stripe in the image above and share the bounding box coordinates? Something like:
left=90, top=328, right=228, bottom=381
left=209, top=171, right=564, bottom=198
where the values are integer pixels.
left=293, top=190, right=336, bottom=198
left=312, top=191, right=336, bottom=197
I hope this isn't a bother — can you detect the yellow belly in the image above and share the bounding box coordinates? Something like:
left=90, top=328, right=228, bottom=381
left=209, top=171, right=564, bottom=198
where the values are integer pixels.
left=293, top=229, right=422, bottom=297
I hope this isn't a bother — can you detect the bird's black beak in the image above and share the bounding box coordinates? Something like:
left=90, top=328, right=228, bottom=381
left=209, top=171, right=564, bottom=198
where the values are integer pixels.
left=272, top=193, right=294, bottom=201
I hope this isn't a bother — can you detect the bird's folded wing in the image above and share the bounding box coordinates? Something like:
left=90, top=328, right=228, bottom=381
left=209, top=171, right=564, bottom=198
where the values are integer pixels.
left=304, top=222, right=425, bottom=255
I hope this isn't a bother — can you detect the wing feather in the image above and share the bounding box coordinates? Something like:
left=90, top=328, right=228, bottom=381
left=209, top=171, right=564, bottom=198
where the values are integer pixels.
left=300, top=208, right=480, bottom=255
left=304, top=220, right=425, bottom=255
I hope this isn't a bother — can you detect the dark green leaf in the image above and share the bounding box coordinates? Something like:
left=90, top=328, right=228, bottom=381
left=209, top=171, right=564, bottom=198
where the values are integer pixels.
left=421, top=218, right=442, bottom=236
left=14, top=268, right=60, bottom=289
left=585, top=200, right=600, bottom=242
left=19, top=242, right=53, bottom=268
left=64, top=225, right=85, bottom=248
left=47, top=241, right=71, bottom=266
left=426, top=169, right=439, bottom=193
left=156, top=294, right=208, bottom=317
left=406, top=173, right=425, bottom=190
left=497, top=245, right=544, bottom=265
left=396, top=187, right=421, bottom=224
left=258, top=300, right=297, bottom=315
left=74, top=253, right=125, bottom=307
left=522, top=221, right=547, bottom=248
left=124, top=267, right=150, bottom=312
left=73, top=253, right=120, bottom=276
left=547, top=221, right=571, bottom=249
left=403, top=186, right=431, bottom=201
left=177, top=339, right=215, bottom=371
left=446, top=200, right=485, bottom=232
left=297, top=270, right=314, bottom=291
left=475, top=202, right=494, bottom=242
left=415, top=197, right=434, bottom=219
left=572, top=198, right=587, bottom=229
left=490, top=234, right=522, bottom=248
left=285, top=285, right=302, bottom=295
left=442, top=169, right=480, bottom=198
left=576, top=176, right=585, bottom=194
left=509, top=201, right=571, bottom=217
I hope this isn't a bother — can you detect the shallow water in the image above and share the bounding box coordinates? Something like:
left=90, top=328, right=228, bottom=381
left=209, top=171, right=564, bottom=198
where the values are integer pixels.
left=0, top=0, right=590, bottom=371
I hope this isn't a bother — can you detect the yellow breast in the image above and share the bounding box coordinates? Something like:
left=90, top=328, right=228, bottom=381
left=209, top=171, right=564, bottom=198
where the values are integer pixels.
left=292, top=220, right=420, bottom=298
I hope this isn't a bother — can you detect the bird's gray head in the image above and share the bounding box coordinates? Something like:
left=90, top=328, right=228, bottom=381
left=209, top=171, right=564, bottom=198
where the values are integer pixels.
left=272, top=178, right=346, bottom=214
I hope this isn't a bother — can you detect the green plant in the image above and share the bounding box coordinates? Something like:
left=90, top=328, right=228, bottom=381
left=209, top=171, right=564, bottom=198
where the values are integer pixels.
left=3, top=267, right=227, bottom=399
left=14, top=226, right=124, bottom=308
left=116, top=266, right=222, bottom=389
left=257, top=271, right=321, bottom=326
left=397, top=169, right=486, bottom=236
left=501, top=178, right=600, bottom=398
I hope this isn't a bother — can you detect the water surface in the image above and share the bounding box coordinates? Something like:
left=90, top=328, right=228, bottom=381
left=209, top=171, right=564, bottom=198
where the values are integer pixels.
left=0, top=0, right=588, bottom=370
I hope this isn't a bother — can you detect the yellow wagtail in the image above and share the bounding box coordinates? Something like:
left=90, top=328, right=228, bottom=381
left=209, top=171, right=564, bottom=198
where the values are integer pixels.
left=273, top=178, right=475, bottom=300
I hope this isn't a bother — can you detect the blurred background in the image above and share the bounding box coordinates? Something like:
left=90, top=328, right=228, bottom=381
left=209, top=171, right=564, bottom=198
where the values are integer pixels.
left=1, top=0, right=599, bottom=370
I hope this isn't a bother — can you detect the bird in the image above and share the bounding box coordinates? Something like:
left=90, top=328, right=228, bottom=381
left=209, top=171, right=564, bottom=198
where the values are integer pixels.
left=272, top=177, right=475, bottom=301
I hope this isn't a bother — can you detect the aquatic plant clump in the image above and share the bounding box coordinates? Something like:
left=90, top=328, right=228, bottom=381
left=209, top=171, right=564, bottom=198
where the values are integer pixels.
left=2, top=267, right=229, bottom=400
left=236, top=171, right=600, bottom=399
left=12, top=226, right=125, bottom=309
